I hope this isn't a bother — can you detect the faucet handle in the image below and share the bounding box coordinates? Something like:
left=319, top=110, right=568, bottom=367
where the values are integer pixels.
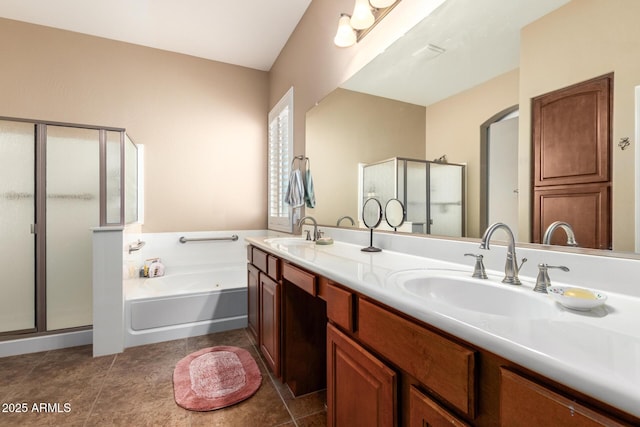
left=533, top=263, right=569, bottom=293
left=464, top=253, right=488, bottom=279
left=304, top=230, right=312, bottom=241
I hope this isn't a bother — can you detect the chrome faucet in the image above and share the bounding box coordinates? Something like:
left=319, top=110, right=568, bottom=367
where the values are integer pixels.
left=298, top=216, right=319, bottom=241
left=480, top=222, right=527, bottom=285
left=542, top=221, right=578, bottom=247
left=336, top=215, right=355, bottom=227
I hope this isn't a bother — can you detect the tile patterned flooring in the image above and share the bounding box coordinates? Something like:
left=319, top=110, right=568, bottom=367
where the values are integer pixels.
left=0, top=329, right=327, bottom=426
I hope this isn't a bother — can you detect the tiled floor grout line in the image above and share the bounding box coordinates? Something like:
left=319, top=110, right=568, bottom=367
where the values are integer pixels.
left=82, top=353, right=118, bottom=427
left=242, top=329, right=299, bottom=427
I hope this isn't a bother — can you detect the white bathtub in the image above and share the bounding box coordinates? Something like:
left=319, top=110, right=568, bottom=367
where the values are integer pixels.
left=124, top=263, right=247, bottom=347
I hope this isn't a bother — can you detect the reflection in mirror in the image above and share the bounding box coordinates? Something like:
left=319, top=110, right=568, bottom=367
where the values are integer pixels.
left=306, top=0, right=640, bottom=256
left=361, top=198, right=382, bottom=252
left=336, top=215, right=355, bottom=227
left=385, top=198, right=406, bottom=231
left=124, top=134, right=138, bottom=224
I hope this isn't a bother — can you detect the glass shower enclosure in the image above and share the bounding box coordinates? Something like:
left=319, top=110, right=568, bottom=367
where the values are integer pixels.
left=0, top=117, right=138, bottom=337
left=361, top=157, right=466, bottom=236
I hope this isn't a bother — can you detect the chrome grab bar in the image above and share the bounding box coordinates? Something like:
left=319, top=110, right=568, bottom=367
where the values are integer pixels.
left=179, top=235, right=239, bottom=244
left=128, top=239, right=146, bottom=254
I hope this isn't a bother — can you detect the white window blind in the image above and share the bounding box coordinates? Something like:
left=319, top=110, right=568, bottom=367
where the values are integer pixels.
left=268, top=87, right=294, bottom=232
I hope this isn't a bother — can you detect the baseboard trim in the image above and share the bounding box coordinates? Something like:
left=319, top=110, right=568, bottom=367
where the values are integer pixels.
left=0, top=330, right=93, bottom=358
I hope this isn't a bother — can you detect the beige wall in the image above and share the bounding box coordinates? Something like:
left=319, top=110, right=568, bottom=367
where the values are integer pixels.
left=425, top=70, right=519, bottom=238
left=306, top=89, right=426, bottom=225
left=519, top=0, right=640, bottom=250
left=0, top=17, right=269, bottom=232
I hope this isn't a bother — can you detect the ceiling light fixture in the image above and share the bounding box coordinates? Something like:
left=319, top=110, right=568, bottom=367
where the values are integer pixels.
left=370, top=0, right=397, bottom=8
left=334, top=13, right=358, bottom=48
left=334, top=0, right=400, bottom=48
left=350, top=0, right=375, bottom=30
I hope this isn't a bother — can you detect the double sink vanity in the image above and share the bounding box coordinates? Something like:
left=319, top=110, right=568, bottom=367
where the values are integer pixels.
left=245, top=229, right=640, bottom=426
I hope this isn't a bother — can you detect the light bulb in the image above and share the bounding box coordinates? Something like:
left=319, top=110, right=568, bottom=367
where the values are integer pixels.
left=370, top=0, right=397, bottom=8
left=350, top=0, right=375, bottom=30
left=334, top=14, right=356, bottom=47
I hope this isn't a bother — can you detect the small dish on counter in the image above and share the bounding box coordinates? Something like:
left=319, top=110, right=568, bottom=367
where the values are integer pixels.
left=548, top=286, right=607, bottom=311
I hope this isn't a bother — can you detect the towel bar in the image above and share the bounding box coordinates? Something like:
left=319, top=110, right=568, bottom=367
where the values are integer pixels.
left=179, top=235, right=239, bottom=243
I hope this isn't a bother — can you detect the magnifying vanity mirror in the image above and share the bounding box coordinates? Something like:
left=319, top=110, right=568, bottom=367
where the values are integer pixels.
left=305, top=0, right=640, bottom=257
left=362, top=198, right=383, bottom=252
left=385, top=198, right=406, bottom=231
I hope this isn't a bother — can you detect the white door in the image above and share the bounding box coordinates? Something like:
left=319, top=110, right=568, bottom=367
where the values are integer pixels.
left=488, top=116, right=519, bottom=240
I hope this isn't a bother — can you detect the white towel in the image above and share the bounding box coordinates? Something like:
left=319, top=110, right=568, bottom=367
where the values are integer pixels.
left=284, top=169, right=305, bottom=207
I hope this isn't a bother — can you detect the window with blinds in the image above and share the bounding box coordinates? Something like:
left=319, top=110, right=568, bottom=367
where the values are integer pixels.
left=268, top=87, right=294, bottom=232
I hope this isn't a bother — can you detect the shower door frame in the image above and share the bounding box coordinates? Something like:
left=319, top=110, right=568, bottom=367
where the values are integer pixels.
left=1, top=116, right=127, bottom=339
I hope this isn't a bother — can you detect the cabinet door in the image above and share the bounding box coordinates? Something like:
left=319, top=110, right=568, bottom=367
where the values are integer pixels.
left=500, top=368, right=627, bottom=427
left=409, top=385, right=470, bottom=427
left=327, top=323, right=396, bottom=427
left=260, top=273, right=281, bottom=377
left=247, top=263, right=259, bottom=341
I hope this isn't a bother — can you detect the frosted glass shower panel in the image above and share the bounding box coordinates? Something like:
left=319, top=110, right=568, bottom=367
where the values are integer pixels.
left=46, top=126, right=100, bottom=330
left=0, top=120, right=36, bottom=333
left=405, top=160, right=428, bottom=233
left=430, top=163, right=465, bottom=237
left=124, top=134, right=138, bottom=224
left=362, top=158, right=395, bottom=206
left=106, top=131, right=122, bottom=224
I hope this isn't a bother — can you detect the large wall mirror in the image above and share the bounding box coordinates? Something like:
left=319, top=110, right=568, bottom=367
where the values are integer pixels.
left=306, top=0, right=640, bottom=256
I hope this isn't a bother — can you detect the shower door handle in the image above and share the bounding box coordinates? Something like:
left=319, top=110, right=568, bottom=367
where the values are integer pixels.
left=30, top=224, right=37, bottom=234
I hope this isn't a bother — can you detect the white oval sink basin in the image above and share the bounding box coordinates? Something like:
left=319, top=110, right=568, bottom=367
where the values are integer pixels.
left=395, top=273, right=557, bottom=318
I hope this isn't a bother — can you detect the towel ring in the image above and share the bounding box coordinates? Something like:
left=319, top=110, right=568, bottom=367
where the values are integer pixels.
left=291, top=155, right=310, bottom=169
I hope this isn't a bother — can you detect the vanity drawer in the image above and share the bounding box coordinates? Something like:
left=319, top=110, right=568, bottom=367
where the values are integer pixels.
left=251, top=247, right=268, bottom=273
left=500, top=368, right=627, bottom=427
left=410, top=385, right=470, bottom=427
left=267, top=255, right=281, bottom=281
left=358, top=298, right=476, bottom=418
left=282, top=262, right=316, bottom=296
left=325, top=282, right=355, bottom=332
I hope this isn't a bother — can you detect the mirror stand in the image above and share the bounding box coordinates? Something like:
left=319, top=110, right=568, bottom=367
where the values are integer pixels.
left=362, top=228, right=382, bottom=252
left=362, top=197, right=383, bottom=252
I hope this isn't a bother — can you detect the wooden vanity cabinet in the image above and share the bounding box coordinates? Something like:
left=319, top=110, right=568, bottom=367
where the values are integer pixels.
left=327, top=323, right=397, bottom=427
left=248, top=245, right=639, bottom=426
left=500, top=368, right=629, bottom=427
left=259, top=272, right=281, bottom=377
left=324, top=281, right=473, bottom=427
left=282, top=261, right=327, bottom=396
left=247, top=263, right=259, bottom=340
left=248, top=246, right=282, bottom=376
left=409, top=385, right=470, bottom=427
left=358, top=298, right=476, bottom=419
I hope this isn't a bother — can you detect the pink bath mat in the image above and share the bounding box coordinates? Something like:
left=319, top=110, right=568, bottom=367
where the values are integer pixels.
left=173, top=346, right=262, bottom=411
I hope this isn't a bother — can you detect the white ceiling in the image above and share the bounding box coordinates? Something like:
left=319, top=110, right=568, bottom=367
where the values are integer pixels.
left=342, top=0, right=570, bottom=106
left=0, top=0, right=312, bottom=71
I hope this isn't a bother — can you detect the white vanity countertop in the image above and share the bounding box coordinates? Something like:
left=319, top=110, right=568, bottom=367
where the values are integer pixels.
left=246, top=236, right=640, bottom=419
